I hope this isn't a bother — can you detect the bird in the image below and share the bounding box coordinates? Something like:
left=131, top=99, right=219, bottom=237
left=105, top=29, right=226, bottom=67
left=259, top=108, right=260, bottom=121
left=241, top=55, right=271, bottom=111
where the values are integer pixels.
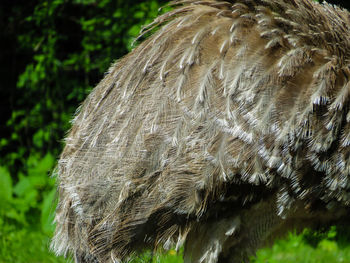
left=51, top=0, right=350, bottom=262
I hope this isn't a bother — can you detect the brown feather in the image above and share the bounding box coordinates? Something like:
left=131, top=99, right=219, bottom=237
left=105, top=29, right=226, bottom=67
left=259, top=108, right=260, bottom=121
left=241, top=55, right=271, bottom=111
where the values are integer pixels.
left=52, top=0, right=350, bottom=262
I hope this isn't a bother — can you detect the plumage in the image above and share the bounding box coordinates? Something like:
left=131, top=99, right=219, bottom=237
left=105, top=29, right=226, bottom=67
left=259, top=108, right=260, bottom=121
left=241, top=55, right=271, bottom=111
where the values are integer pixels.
left=52, top=0, right=350, bottom=262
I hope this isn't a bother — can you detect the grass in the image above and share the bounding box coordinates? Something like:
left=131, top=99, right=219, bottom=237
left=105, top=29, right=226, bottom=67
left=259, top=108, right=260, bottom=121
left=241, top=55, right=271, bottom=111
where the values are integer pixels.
left=1, top=222, right=350, bottom=263
left=253, top=230, right=350, bottom=263
left=0, top=222, right=67, bottom=263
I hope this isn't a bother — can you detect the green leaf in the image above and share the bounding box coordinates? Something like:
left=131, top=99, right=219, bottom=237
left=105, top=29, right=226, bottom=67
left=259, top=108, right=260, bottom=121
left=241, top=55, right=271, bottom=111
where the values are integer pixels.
left=37, top=153, right=55, bottom=173
left=128, top=24, right=141, bottom=37
left=134, top=11, right=145, bottom=19
left=0, top=166, right=12, bottom=201
left=0, top=138, right=8, bottom=147
left=41, top=188, right=57, bottom=234
left=13, top=175, right=32, bottom=197
left=27, top=153, right=55, bottom=178
left=113, top=10, right=122, bottom=18
left=33, top=129, right=44, bottom=148
left=5, top=208, right=26, bottom=224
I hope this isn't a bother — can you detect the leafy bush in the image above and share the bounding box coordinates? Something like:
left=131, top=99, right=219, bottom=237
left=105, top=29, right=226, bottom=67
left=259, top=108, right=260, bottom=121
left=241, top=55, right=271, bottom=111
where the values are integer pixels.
left=0, top=154, right=55, bottom=230
left=0, top=154, right=61, bottom=262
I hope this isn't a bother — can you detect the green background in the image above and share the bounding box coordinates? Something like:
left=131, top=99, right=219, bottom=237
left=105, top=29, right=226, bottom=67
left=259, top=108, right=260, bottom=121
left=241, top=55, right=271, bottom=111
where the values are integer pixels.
left=1, top=0, right=350, bottom=262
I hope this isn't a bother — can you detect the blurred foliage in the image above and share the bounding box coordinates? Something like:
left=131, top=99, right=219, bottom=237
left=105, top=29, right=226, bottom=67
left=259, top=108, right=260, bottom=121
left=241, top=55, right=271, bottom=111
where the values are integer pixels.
left=253, top=229, right=350, bottom=263
left=0, top=0, right=167, bottom=261
left=1, top=0, right=350, bottom=262
left=0, top=154, right=55, bottom=230
left=1, top=0, right=167, bottom=176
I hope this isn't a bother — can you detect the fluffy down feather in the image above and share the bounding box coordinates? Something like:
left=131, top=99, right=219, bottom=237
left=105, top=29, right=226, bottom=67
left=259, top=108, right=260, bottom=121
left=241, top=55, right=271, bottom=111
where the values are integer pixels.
left=52, top=0, right=350, bottom=262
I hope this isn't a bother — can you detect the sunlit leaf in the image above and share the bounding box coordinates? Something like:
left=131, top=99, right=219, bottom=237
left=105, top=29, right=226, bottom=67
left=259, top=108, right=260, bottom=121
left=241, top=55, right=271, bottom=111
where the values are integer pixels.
left=41, top=188, right=57, bottom=234
left=0, top=166, right=12, bottom=201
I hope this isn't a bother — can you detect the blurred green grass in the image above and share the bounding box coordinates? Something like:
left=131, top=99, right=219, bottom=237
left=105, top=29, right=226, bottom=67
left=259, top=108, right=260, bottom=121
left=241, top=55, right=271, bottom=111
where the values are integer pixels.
left=0, top=223, right=66, bottom=263
left=2, top=224, right=350, bottom=263
left=253, top=229, right=350, bottom=263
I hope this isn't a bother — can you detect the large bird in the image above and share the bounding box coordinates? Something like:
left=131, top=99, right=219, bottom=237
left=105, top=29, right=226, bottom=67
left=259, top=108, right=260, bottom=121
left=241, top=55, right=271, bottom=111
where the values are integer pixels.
left=51, top=0, right=350, bottom=262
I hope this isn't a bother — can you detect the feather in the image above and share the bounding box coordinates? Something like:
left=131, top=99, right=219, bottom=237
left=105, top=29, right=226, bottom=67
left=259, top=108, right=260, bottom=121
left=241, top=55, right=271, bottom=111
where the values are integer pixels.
left=52, top=1, right=350, bottom=263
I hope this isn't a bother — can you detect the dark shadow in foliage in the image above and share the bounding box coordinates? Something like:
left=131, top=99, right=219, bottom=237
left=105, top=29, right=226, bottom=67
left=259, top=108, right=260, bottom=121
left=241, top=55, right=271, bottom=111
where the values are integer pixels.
left=326, top=0, right=350, bottom=10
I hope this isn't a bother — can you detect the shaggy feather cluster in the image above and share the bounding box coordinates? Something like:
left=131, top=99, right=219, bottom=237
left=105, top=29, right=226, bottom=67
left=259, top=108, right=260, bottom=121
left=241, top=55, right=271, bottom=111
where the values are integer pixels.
left=52, top=0, right=350, bottom=262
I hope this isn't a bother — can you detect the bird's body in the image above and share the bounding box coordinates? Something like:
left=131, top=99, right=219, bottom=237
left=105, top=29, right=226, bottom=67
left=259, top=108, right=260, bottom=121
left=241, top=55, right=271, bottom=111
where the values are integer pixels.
left=52, top=0, right=350, bottom=262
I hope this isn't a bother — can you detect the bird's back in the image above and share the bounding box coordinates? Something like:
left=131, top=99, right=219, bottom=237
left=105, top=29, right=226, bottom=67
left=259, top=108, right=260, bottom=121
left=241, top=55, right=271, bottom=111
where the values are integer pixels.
left=52, top=1, right=350, bottom=262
